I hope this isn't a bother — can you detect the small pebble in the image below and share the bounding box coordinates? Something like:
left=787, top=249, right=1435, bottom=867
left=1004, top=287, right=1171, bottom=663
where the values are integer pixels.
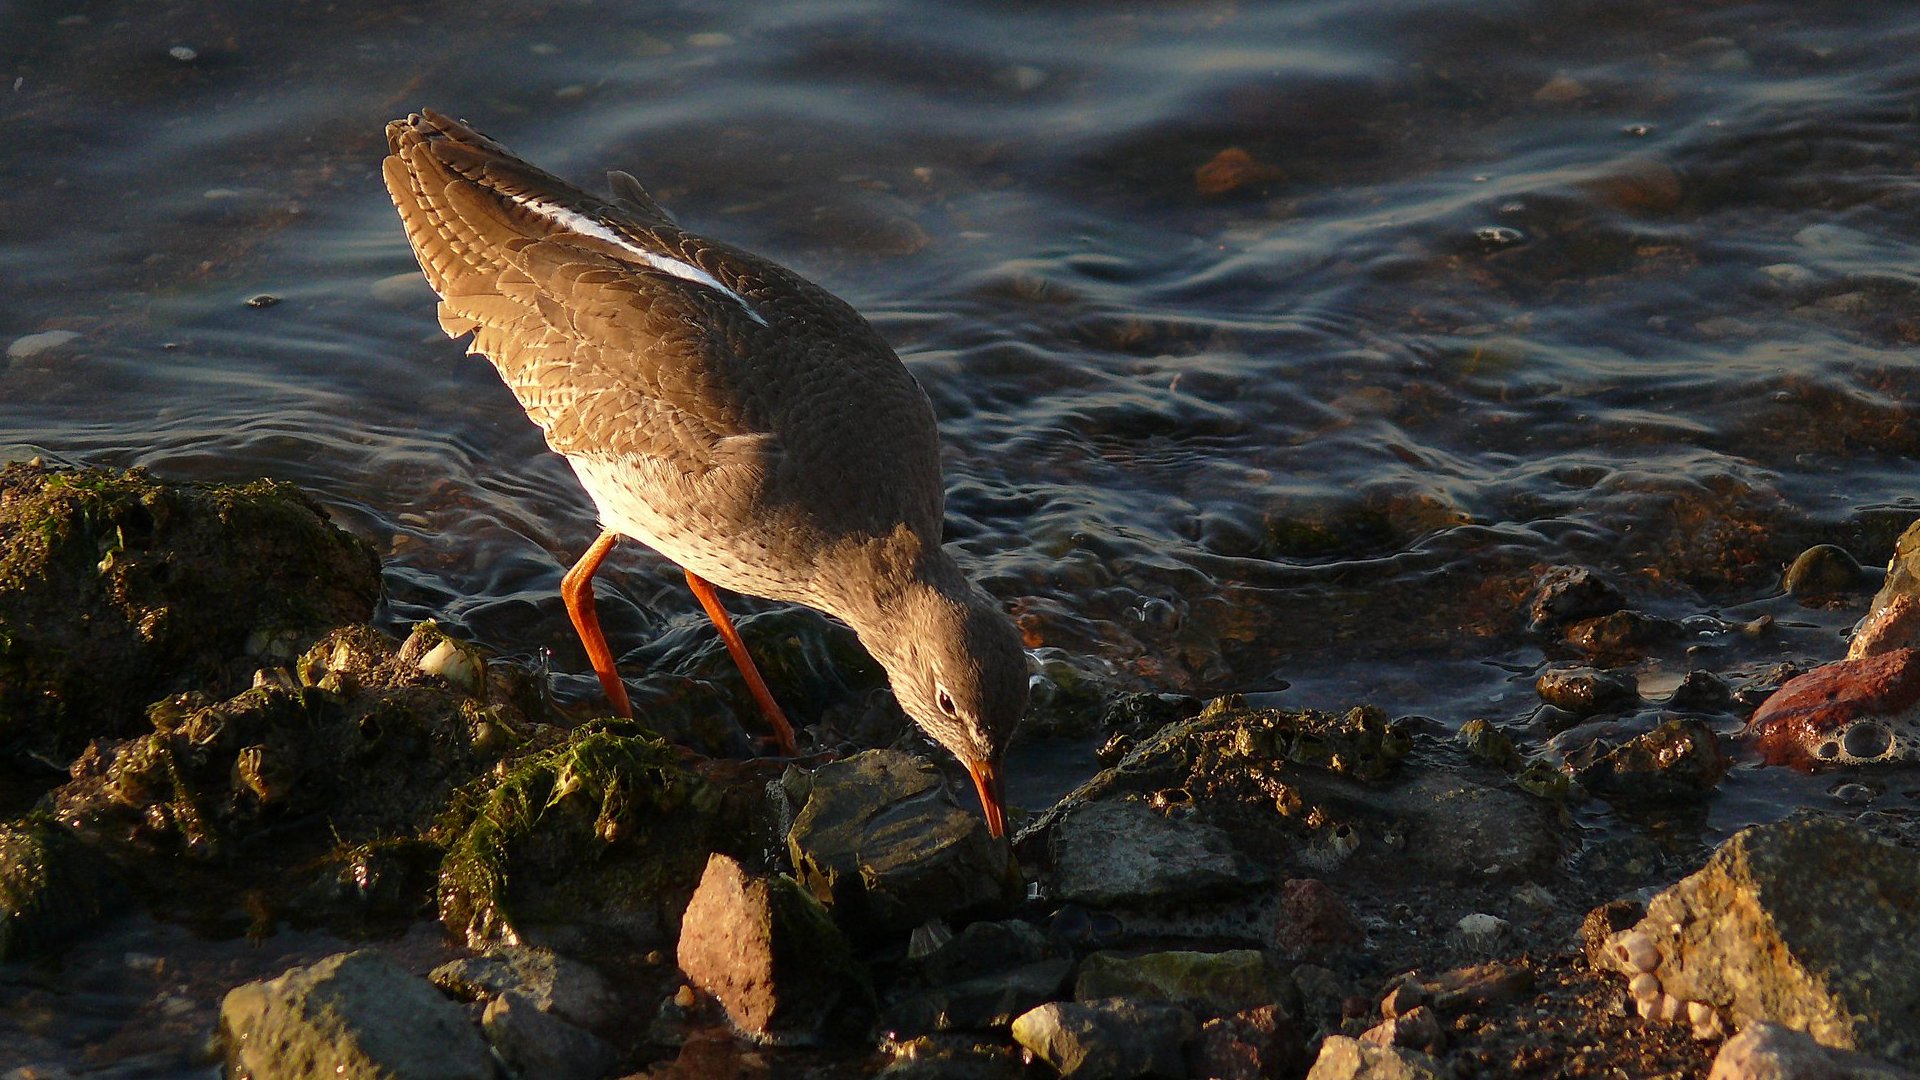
left=168, top=44, right=198, bottom=62
left=246, top=294, right=280, bottom=308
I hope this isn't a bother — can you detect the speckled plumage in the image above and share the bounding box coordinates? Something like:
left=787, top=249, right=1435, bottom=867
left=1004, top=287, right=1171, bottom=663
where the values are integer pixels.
left=382, top=110, right=1026, bottom=835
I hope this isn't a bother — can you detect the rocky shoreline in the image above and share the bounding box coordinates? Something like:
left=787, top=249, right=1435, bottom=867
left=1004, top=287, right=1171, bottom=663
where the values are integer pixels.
left=4, top=460, right=1920, bottom=1080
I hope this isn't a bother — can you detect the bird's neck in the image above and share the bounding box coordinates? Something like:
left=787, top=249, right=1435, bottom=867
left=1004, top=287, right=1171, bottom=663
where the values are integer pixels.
left=819, top=523, right=971, bottom=645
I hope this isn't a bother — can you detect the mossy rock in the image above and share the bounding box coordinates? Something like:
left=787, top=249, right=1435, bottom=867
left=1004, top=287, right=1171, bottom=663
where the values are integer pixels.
left=0, top=461, right=380, bottom=758
left=48, top=625, right=523, bottom=928
left=435, top=721, right=745, bottom=952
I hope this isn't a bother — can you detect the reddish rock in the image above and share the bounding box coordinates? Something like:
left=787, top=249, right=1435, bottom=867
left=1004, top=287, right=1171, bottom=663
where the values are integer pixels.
left=1744, top=648, right=1920, bottom=767
left=1271, top=878, right=1365, bottom=963
left=675, top=853, right=867, bottom=1045
left=1188, top=1004, right=1306, bottom=1080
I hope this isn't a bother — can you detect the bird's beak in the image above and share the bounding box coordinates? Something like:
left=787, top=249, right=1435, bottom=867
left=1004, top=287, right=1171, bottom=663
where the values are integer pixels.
left=966, top=756, right=1007, bottom=839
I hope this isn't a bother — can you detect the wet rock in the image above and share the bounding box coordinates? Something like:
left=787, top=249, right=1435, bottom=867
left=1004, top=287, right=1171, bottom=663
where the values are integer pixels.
left=881, top=1033, right=1029, bottom=1079
left=1073, top=949, right=1281, bottom=1014
left=1271, top=877, right=1365, bottom=963
left=1535, top=665, right=1639, bottom=714
left=1572, top=717, right=1728, bottom=802
left=1306, top=1035, right=1442, bottom=1080
left=1851, top=521, right=1920, bottom=659
left=1359, top=1004, right=1444, bottom=1056
left=1195, top=147, right=1287, bottom=197
left=1585, top=156, right=1683, bottom=214
left=429, top=945, right=618, bottom=1029
left=0, top=462, right=380, bottom=758
left=0, top=814, right=122, bottom=959
left=481, top=990, right=617, bottom=1080
left=1188, top=1004, right=1306, bottom=1080
left=1668, top=670, right=1736, bottom=712
left=676, top=852, right=867, bottom=1045
left=787, top=750, right=1017, bottom=941
left=1564, top=610, right=1685, bottom=658
left=1528, top=566, right=1626, bottom=632
left=885, top=956, right=1073, bottom=1035
left=1458, top=717, right=1523, bottom=768
left=437, top=721, right=722, bottom=951
left=1050, top=799, right=1268, bottom=908
left=1709, top=1021, right=1920, bottom=1080
left=1783, top=544, right=1868, bottom=599
left=1613, top=816, right=1920, bottom=1065
left=218, top=949, right=492, bottom=1080
left=1010, top=998, right=1197, bottom=1079
left=1744, top=648, right=1920, bottom=767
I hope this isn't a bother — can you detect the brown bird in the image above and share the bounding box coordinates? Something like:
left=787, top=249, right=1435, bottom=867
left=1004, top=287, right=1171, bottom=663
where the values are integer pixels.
left=382, top=110, right=1026, bottom=836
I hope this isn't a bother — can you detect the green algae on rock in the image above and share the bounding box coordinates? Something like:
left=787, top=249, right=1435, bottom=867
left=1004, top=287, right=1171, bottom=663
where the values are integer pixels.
left=435, top=720, right=727, bottom=951
left=0, top=461, right=379, bottom=758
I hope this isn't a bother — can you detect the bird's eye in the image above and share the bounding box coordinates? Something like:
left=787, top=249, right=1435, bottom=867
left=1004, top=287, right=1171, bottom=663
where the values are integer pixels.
left=936, top=683, right=958, bottom=717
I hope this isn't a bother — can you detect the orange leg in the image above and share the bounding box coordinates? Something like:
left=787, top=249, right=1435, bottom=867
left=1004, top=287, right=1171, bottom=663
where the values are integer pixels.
left=560, top=529, right=633, bottom=718
left=683, top=569, right=799, bottom=756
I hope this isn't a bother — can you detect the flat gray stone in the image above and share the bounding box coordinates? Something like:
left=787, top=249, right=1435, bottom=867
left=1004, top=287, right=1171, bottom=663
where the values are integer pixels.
left=219, top=949, right=492, bottom=1080
left=1050, top=799, right=1267, bottom=907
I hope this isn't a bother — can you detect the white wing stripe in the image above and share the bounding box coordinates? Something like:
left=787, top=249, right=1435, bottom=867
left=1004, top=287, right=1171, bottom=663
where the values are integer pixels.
left=512, top=193, right=770, bottom=327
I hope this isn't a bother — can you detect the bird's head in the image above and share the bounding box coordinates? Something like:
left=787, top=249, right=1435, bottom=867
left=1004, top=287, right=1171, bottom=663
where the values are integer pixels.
left=867, top=579, right=1028, bottom=838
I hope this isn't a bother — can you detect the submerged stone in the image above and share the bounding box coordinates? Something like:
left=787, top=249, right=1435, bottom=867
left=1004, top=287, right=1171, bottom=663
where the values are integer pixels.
left=0, top=462, right=379, bottom=759
left=219, top=949, right=492, bottom=1080
left=787, top=749, right=1017, bottom=941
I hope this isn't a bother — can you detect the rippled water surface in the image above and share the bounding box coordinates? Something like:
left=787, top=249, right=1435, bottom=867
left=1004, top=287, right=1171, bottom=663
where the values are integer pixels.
left=5, top=0, right=1920, bottom=1070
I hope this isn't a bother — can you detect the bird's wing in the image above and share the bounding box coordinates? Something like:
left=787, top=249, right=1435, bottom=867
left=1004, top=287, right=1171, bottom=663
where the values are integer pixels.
left=382, top=109, right=772, bottom=477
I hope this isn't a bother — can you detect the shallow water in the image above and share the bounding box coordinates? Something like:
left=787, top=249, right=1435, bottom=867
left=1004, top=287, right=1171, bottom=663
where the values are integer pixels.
left=6, top=0, right=1920, bottom=1071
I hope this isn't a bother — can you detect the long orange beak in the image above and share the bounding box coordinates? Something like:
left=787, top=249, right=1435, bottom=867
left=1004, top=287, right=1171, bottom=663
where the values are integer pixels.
left=965, top=756, right=1007, bottom=839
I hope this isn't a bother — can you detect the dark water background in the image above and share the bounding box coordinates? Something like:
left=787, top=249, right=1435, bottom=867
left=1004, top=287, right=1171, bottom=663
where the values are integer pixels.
left=5, top=0, right=1920, bottom=1073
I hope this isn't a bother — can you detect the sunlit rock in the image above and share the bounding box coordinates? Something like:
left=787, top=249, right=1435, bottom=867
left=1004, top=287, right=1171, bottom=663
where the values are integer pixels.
left=1606, top=816, right=1920, bottom=1066
left=676, top=853, right=868, bottom=1046
left=1744, top=648, right=1920, bottom=767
